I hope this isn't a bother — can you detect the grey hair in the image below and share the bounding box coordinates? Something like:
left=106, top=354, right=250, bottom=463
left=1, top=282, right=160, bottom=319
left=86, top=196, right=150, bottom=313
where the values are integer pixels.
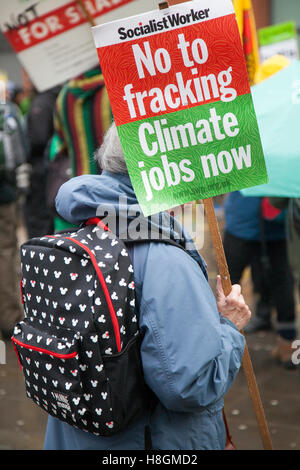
left=95, top=122, right=128, bottom=174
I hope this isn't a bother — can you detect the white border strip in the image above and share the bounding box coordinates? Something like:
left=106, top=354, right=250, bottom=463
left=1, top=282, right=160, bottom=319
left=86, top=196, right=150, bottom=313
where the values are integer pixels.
left=92, top=0, right=234, bottom=48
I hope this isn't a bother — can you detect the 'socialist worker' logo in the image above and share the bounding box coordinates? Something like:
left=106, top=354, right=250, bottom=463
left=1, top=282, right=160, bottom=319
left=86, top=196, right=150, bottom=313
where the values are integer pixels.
left=118, top=8, right=211, bottom=40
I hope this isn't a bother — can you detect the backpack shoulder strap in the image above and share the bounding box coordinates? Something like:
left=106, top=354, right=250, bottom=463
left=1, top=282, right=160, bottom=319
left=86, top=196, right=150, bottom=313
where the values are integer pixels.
left=123, top=237, right=187, bottom=253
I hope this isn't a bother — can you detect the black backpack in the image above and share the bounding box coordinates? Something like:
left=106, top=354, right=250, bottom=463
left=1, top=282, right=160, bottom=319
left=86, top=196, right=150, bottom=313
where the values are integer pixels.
left=12, top=218, right=154, bottom=436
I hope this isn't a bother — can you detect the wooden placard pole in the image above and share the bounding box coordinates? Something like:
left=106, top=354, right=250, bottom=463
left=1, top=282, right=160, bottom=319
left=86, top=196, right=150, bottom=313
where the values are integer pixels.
left=203, top=199, right=273, bottom=450
left=159, top=0, right=273, bottom=451
left=76, top=0, right=96, bottom=26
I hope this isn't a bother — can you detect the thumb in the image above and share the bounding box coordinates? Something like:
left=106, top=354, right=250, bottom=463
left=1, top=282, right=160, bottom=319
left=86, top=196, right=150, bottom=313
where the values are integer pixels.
left=216, top=275, right=224, bottom=300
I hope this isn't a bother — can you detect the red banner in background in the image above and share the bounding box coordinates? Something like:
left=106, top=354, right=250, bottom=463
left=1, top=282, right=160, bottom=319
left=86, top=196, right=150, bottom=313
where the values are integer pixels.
left=86, top=0, right=135, bottom=19
left=4, top=0, right=135, bottom=53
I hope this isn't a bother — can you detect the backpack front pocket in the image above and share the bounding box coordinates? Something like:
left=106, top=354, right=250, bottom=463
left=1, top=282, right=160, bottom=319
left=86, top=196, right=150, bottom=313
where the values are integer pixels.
left=12, top=318, right=86, bottom=425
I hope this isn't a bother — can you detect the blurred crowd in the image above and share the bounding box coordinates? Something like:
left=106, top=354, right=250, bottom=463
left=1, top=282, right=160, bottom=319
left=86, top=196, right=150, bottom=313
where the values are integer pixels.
left=0, top=60, right=299, bottom=372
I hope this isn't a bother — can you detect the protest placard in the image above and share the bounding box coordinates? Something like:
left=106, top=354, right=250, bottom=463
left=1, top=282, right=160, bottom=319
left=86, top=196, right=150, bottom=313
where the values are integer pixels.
left=93, top=0, right=268, bottom=216
left=259, top=22, right=299, bottom=63
left=0, top=0, right=148, bottom=91
left=93, top=1, right=273, bottom=450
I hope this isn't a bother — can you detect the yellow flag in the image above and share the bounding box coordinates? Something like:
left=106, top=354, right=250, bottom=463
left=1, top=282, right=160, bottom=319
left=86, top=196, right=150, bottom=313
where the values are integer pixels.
left=232, top=0, right=260, bottom=85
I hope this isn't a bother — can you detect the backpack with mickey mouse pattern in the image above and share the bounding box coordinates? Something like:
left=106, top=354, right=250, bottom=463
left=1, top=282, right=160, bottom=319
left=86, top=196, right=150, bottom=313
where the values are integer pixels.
left=12, top=218, right=154, bottom=436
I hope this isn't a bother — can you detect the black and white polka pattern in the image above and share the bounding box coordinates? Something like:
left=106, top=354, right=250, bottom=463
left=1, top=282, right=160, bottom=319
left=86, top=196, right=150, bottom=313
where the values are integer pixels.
left=12, top=221, right=150, bottom=436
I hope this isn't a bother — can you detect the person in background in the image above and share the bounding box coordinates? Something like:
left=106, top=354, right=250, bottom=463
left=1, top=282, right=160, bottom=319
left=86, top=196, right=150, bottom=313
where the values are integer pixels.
left=44, top=122, right=251, bottom=451
left=223, top=191, right=296, bottom=369
left=0, top=76, right=28, bottom=339
left=24, top=85, right=61, bottom=238
left=285, top=199, right=300, bottom=290
left=268, top=197, right=300, bottom=293
left=10, top=69, right=36, bottom=117
left=11, top=86, right=32, bottom=116
left=47, top=66, right=113, bottom=232
left=223, top=55, right=297, bottom=372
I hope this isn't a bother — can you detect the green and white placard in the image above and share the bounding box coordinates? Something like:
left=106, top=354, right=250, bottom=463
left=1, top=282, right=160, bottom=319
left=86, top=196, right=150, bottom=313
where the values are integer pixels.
left=93, top=0, right=268, bottom=216
left=259, top=22, right=299, bottom=63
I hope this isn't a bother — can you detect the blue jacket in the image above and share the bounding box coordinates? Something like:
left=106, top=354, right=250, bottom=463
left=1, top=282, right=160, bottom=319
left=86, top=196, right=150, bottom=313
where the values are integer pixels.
left=44, top=171, right=245, bottom=450
left=225, top=191, right=286, bottom=241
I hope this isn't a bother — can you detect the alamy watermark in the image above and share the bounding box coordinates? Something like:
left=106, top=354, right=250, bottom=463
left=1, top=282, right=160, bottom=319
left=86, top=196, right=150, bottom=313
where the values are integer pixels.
left=291, top=340, right=300, bottom=365
left=292, top=80, right=300, bottom=104
left=93, top=196, right=205, bottom=250
left=0, top=340, right=6, bottom=365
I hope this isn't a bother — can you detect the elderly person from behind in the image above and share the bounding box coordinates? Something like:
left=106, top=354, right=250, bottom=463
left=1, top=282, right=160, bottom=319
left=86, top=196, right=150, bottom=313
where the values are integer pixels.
left=44, top=122, right=251, bottom=450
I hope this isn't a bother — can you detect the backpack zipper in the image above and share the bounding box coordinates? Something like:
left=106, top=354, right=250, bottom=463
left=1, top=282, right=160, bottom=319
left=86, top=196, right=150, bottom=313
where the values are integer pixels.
left=11, top=337, right=78, bottom=359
